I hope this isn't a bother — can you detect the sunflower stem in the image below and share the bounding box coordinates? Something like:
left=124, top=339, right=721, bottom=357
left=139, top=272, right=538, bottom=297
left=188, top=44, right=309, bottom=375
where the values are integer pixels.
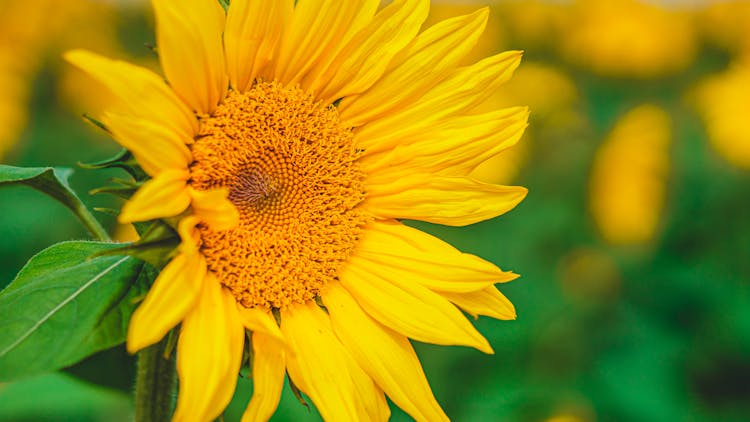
left=134, top=337, right=177, bottom=422
left=72, top=199, right=111, bottom=241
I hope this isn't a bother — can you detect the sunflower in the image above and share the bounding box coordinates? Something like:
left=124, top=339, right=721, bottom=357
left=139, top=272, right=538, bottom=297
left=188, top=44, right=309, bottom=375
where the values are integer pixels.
left=66, top=0, right=528, bottom=420
left=589, top=104, right=671, bottom=246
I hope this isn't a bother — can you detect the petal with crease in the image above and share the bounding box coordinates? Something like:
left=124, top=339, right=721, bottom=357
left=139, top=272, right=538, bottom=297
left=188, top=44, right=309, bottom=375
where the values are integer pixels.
left=241, top=332, right=286, bottom=422
left=444, top=286, right=517, bottom=321
left=309, top=0, right=429, bottom=103
left=340, top=256, right=493, bottom=353
left=364, top=175, right=528, bottom=226
left=360, top=107, right=529, bottom=175
left=224, top=0, right=293, bottom=92
left=127, top=252, right=206, bottom=353
left=63, top=49, right=197, bottom=138
left=152, top=0, right=227, bottom=114
left=354, top=220, right=518, bottom=293
left=274, top=0, right=377, bottom=85
left=103, top=112, right=192, bottom=177
left=324, top=283, right=449, bottom=422
left=354, top=50, right=523, bottom=149
left=173, top=280, right=244, bottom=422
left=281, top=302, right=389, bottom=421
left=339, top=8, right=489, bottom=127
left=119, top=169, right=191, bottom=223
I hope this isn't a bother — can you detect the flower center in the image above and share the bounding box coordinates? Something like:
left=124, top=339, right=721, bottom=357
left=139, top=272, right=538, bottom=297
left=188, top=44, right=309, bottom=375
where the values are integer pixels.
left=189, top=82, right=366, bottom=310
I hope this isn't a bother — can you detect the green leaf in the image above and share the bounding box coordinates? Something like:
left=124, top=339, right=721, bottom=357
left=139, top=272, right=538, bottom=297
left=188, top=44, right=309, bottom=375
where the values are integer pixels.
left=0, top=165, right=110, bottom=241
left=0, top=372, right=132, bottom=421
left=0, top=241, right=152, bottom=381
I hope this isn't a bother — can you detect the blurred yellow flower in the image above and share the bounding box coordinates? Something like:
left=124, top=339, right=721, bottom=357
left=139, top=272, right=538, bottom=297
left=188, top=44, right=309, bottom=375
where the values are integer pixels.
left=699, top=0, right=750, bottom=55
left=560, top=0, right=697, bottom=78
left=497, top=0, right=569, bottom=50
left=690, top=60, right=750, bottom=169
left=589, top=105, right=671, bottom=245
left=0, top=0, right=128, bottom=159
left=0, top=0, right=50, bottom=159
left=489, top=61, right=578, bottom=117
left=55, top=0, right=129, bottom=114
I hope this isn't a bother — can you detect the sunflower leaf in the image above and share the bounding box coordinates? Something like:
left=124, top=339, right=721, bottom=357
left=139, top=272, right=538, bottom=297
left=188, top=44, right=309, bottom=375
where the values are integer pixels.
left=0, top=241, right=153, bottom=382
left=0, top=165, right=110, bottom=241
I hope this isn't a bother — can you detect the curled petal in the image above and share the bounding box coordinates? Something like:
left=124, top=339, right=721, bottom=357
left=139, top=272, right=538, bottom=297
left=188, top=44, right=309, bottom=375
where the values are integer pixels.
left=189, top=187, right=240, bottom=231
left=119, top=169, right=190, bottom=223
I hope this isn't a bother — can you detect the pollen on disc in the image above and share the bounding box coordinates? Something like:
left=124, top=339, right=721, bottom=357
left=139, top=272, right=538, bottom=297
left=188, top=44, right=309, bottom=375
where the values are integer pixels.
left=189, top=82, right=367, bottom=310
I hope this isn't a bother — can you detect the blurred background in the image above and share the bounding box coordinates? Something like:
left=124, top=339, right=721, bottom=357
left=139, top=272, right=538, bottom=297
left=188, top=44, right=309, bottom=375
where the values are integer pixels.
left=1, top=0, right=749, bottom=420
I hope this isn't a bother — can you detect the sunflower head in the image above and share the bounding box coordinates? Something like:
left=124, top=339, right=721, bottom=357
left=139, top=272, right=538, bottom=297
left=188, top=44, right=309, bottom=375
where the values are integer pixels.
left=191, top=82, right=367, bottom=310
left=66, top=0, right=528, bottom=420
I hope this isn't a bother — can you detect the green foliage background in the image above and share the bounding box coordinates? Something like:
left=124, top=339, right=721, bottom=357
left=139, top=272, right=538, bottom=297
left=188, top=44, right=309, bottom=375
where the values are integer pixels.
left=1, top=2, right=748, bottom=421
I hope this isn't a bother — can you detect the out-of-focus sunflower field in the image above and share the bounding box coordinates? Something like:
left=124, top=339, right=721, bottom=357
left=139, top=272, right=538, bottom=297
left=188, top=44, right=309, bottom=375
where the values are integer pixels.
left=1, top=0, right=748, bottom=420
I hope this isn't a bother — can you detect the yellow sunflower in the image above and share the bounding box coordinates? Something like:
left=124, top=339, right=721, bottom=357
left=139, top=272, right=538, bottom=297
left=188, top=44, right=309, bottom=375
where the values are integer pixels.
left=66, top=0, right=528, bottom=420
left=589, top=104, right=671, bottom=246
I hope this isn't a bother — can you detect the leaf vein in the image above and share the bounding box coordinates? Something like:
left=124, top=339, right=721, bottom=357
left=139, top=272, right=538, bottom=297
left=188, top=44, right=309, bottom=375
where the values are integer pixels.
left=0, top=256, right=130, bottom=358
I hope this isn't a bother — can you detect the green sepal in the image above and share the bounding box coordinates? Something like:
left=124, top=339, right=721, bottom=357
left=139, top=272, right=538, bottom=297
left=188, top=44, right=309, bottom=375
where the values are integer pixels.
left=92, top=207, right=120, bottom=217
left=79, top=148, right=148, bottom=181
left=81, top=113, right=111, bottom=134
left=93, top=221, right=179, bottom=269
left=0, top=241, right=154, bottom=382
left=218, top=0, right=229, bottom=12
left=89, top=182, right=140, bottom=200
left=288, top=374, right=310, bottom=410
left=0, top=165, right=109, bottom=241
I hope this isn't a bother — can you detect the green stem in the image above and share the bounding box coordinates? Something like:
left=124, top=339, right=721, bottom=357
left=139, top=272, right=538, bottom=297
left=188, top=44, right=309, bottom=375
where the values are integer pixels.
left=134, top=337, right=177, bottom=422
left=70, top=200, right=111, bottom=242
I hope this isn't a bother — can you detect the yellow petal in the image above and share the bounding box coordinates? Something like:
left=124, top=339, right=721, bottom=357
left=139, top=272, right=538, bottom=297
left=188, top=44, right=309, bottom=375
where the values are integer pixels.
left=63, top=49, right=197, bottom=138
left=355, top=220, right=518, bottom=293
left=354, top=50, right=522, bottom=148
left=224, top=0, right=293, bottom=92
left=103, top=112, right=192, bottom=177
left=241, top=332, right=286, bottom=422
left=119, top=169, right=191, bottom=223
left=364, top=175, right=528, bottom=226
left=126, top=252, right=206, bottom=353
left=173, top=280, right=244, bottom=422
left=152, top=0, right=227, bottom=114
left=274, top=0, right=378, bottom=86
left=309, top=0, right=429, bottom=103
left=324, top=283, right=449, bottom=422
left=188, top=187, right=239, bottom=231
left=338, top=8, right=489, bottom=127
left=177, top=216, right=201, bottom=254
left=236, top=306, right=284, bottom=346
left=340, top=256, right=493, bottom=353
left=361, top=107, right=529, bottom=175
left=281, top=302, right=389, bottom=421
left=443, top=286, right=517, bottom=321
